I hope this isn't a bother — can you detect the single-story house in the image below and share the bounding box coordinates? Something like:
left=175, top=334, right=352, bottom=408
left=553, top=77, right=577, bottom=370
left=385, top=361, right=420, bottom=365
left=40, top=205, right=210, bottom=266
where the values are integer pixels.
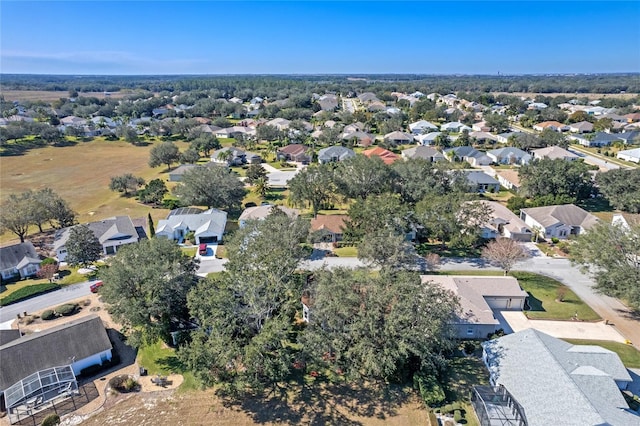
left=424, top=275, right=528, bottom=339
left=317, top=146, right=356, bottom=164
left=343, top=122, right=367, bottom=134
left=469, top=131, right=497, bottom=143
left=408, top=120, right=438, bottom=135
left=277, top=144, right=312, bottom=163
left=495, top=169, right=521, bottom=191
left=415, top=131, right=444, bottom=146
left=383, top=131, right=413, bottom=146
left=533, top=121, right=568, bottom=132
left=617, top=147, right=640, bottom=163
left=55, top=216, right=143, bottom=262
left=486, top=147, right=531, bottom=165
left=481, top=329, right=638, bottom=426
left=0, top=315, right=112, bottom=413
left=156, top=209, right=227, bottom=245
left=401, top=146, right=446, bottom=162
left=495, top=131, right=524, bottom=144
left=520, top=204, right=599, bottom=239
left=168, top=164, right=198, bottom=181
left=310, top=214, right=348, bottom=243
left=531, top=145, right=578, bottom=161
left=478, top=201, right=532, bottom=241
left=0, top=241, right=41, bottom=281
left=444, top=146, right=492, bottom=166
left=212, top=147, right=250, bottom=166
left=568, top=121, right=594, bottom=133
left=462, top=170, right=501, bottom=193
left=441, top=121, right=471, bottom=133
left=472, top=121, right=490, bottom=132
left=340, top=131, right=374, bottom=147
left=238, top=205, right=300, bottom=228
left=362, top=147, right=399, bottom=165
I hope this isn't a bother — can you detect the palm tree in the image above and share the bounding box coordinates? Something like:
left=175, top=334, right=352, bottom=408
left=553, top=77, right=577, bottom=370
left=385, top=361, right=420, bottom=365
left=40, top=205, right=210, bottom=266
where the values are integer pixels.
left=254, top=178, right=270, bottom=198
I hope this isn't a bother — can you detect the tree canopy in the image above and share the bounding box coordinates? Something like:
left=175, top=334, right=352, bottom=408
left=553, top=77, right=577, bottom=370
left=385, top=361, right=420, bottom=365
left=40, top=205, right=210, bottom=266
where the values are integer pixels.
left=174, top=165, right=246, bottom=209
left=519, top=158, right=594, bottom=202
left=65, top=225, right=102, bottom=266
left=287, top=163, right=336, bottom=217
left=100, top=237, right=199, bottom=347
left=149, top=141, right=180, bottom=170
left=595, top=169, right=640, bottom=213
left=571, top=221, right=640, bottom=309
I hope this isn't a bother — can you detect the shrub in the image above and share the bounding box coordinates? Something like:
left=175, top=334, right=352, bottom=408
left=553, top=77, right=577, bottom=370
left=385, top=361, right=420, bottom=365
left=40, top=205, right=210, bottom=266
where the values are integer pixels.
left=41, top=257, right=57, bottom=266
left=551, top=237, right=560, bottom=244
left=442, top=404, right=454, bottom=414
left=463, top=341, right=476, bottom=354
left=41, top=414, right=60, bottom=426
left=55, top=303, right=78, bottom=316
left=414, top=373, right=446, bottom=407
left=41, top=310, right=56, bottom=320
left=0, top=283, right=61, bottom=306
left=454, top=409, right=463, bottom=423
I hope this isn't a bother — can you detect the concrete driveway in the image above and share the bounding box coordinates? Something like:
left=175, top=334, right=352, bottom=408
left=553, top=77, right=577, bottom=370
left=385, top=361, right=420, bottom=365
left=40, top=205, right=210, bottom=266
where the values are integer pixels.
left=498, top=311, right=627, bottom=343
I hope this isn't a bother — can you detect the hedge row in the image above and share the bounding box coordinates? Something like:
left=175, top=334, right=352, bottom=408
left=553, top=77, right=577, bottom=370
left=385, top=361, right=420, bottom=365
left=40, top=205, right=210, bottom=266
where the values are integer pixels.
left=0, top=283, right=61, bottom=306
left=414, top=373, right=446, bottom=407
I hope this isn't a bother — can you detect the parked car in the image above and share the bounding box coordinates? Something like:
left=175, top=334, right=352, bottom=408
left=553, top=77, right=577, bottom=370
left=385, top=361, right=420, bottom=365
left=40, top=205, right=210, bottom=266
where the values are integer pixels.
left=199, top=243, right=208, bottom=256
left=90, top=280, right=104, bottom=293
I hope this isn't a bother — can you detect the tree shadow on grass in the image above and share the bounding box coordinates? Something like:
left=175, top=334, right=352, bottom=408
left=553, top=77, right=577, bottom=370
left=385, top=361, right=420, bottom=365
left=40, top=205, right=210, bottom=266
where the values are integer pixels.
left=219, top=381, right=413, bottom=425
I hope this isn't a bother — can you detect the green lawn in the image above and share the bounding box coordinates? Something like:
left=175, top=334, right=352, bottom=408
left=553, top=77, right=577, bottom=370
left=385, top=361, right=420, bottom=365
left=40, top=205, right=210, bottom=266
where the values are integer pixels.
left=417, top=243, right=482, bottom=258
left=439, top=356, right=487, bottom=426
left=137, top=340, right=200, bottom=392
left=181, top=247, right=197, bottom=257
left=434, top=271, right=600, bottom=321
left=563, top=339, right=640, bottom=368
left=511, top=272, right=601, bottom=321
left=334, top=246, right=358, bottom=257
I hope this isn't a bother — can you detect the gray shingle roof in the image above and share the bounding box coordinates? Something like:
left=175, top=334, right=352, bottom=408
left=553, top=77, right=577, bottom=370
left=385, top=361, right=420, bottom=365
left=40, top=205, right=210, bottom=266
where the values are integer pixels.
left=520, top=204, right=599, bottom=230
left=54, top=217, right=139, bottom=251
left=0, top=315, right=112, bottom=390
left=483, top=329, right=637, bottom=426
left=317, top=146, right=356, bottom=162
left=0, top=242, right=41, bottom=272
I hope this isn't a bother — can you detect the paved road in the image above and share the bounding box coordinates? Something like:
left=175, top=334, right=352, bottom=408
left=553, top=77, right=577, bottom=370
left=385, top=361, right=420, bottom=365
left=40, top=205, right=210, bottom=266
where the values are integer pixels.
left=0, top=281, right=93, bottom=323
left=567, top=146, right=620, bottom=171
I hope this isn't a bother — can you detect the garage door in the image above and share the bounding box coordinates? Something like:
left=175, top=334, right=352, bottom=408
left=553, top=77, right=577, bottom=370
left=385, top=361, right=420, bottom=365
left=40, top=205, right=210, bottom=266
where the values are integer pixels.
left=487, top=298, right=509, bottom=310
left=199, top=236, right=218, bottom=244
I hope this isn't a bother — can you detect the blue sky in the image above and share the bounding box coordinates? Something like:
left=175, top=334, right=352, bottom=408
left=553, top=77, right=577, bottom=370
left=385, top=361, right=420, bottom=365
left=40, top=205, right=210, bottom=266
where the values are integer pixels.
left=1, top=1, right=639, bottom=75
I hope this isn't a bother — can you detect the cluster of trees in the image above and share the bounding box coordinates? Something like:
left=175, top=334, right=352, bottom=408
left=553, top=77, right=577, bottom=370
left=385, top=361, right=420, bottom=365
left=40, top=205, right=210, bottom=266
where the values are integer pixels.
left=0, top=188, right=76, bottom=242
left=289, top=155, right=492, bottom=255
left=99, top=210, right=460, bottom=393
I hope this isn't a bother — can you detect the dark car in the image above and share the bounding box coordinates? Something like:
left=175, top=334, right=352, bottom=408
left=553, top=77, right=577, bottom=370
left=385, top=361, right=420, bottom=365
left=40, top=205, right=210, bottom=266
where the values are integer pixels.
left=90, top=280, right=103, bottom=293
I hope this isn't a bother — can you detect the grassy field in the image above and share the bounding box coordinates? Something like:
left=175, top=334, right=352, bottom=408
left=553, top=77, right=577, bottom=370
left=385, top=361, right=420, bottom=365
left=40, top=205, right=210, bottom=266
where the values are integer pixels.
left=137, top=340, right=199, bottom=392
left=563, top=339, right=640, bottom=368
left=334, top=246, right=358, bottom=257
left=0, top=137, right=180, bottom=243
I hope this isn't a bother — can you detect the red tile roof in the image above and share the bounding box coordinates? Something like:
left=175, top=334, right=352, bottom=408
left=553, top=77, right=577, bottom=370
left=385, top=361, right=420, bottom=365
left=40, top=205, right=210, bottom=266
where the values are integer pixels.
left=362, top=147, right=399, bottom=164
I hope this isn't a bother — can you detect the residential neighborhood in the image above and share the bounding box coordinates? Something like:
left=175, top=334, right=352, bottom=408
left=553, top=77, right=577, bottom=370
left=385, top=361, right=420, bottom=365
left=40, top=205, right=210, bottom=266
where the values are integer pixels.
left=1, top=8, right=640, bottom=423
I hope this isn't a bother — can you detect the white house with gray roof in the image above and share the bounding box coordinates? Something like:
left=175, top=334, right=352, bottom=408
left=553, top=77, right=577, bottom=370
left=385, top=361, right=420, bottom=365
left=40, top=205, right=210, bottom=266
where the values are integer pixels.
left=520, top=204, right=599, bottom=240
left=424, top=275, right=528, bottom=339
left=445, top=146, right=492, bottom=166
left=408, top=120, right=438, bottom=135
left=486, top=147, right=531, bottom=165
left=238, top=205, right=300, bottom=228
left=156, top=209, right=227, bottom=245
left=401, top=146, right=445, bottom=162
left=54, top=216, right=143, bottom=262
left=317, top=146, right=355, bottom=164
left=478, top=201, right=532, bottom=241
left=482, top=329, right=638, bottom=426
left=461, top=170, right=501, bottom=193
left=617, top=147, right=640, bottom=164
left=0, top=242, right=41, bottom=281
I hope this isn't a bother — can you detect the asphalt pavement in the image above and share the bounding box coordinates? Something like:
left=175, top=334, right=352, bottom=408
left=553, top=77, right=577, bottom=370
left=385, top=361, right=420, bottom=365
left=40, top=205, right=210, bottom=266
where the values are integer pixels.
left=0, top=280, right=93, bottom=324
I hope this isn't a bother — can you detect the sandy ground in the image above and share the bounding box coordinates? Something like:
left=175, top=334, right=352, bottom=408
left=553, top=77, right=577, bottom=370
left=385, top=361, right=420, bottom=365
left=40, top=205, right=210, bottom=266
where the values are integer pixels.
left=500, top=311, right=627, bottom=343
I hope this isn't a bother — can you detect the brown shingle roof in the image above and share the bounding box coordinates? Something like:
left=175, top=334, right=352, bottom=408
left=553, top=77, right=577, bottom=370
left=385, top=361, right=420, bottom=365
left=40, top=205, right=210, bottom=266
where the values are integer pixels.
left=310, top=215, right=348, bottom=234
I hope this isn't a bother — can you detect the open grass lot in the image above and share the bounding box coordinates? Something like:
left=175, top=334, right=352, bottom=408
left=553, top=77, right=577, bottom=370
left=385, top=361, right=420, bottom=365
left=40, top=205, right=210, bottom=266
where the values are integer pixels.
left=563, top=339, right=640, bottom=368
left=437, top=271, right=600, bottom=321
left=80, top=380, right=430, bottom=426
left=0, top=90, right=134, bottom=102
left=0, top=138, right=178, bottom=243
left=511, top=272, right=601, bottom=321
left=137, top=340, right=199, bottom=392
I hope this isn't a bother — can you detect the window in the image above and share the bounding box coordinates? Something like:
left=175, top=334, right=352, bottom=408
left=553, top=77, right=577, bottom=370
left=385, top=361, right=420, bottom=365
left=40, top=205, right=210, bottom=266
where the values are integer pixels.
left=467, top=327, right=475, bottom=336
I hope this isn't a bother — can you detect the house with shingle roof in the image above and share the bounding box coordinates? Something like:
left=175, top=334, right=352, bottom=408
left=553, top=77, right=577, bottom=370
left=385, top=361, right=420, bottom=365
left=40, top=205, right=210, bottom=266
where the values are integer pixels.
left=54, top=216, right=144, bottom=261
left=401, top=146, right=445, bottom=162
left=520, top=204, right=599, bottom=239
left=461, top=170, right=501, bottom=193
left=531, top=145, right=578, bottom=161
left=238, top=205, right=299, bottom=228
left=481, top=329, right=638, bottom=426
left=617, top=147, right=640, bottom=164
left=478, top=201, right=532, bottom=241
left=0, top=242, right=41, bottom=281
left=156, top=209, right=227, bottom=244
left=444, top=146, right=492, bottom=166
left=486, top=147, right=531, bottom=165
left=317, top=146, right=355, bottom=164
left=310, top=215, right=349, bottom=243
left=277, top=144, right=312, bottom=163
left=423, top=275, right=527, bottom=338
left=569, top=121, right=594, bottom=133
left=408, top=120, right=438, bottom=135
left=383, top=131, right=413, bottom=146
left=340, top=131, right=374, bottom=147
left=533, top=121, right=568, bottom=132
left=495, top=169, right=521, bottom=191
left=0, top=315, right=113, bottom=413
